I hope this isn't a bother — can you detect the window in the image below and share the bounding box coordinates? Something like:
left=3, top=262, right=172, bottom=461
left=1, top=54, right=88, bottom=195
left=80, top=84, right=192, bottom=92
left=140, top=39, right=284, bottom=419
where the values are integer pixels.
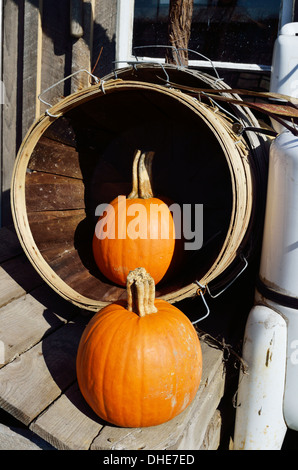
left=116, top=0, right=295, bottom=72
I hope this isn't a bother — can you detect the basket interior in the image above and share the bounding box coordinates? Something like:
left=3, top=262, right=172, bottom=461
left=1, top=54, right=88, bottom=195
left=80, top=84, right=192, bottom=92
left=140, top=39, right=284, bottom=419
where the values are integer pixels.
left=25, top=87, right=233, bottom=302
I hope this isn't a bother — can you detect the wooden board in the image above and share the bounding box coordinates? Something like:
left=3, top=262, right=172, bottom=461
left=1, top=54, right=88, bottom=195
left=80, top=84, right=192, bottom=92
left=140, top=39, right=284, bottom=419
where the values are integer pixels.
left=89, top=341, right=224, bottom=451
left=1, top=0, right=19, bottom=226
left=0, top=284, right=78, bottom=367
left=27, top=209, right=86, bottom=252
left=28, top=136, right=83, bottom=179
left=0, top=423, right=54, bottom=450
left=30, top=382, right=104, bottom=450
left=25, top=172, right=85, bottom=212
left=0, top=226, right=225, bottom=450
left=28, top=340, right=224, bottom=451
left=0, top=318, right=85, bottom=425
left=0, top=255, right=44, bottom=309
left=22, top=0, right=42, bottom=138
left=0, top=225, right=23, bottom=263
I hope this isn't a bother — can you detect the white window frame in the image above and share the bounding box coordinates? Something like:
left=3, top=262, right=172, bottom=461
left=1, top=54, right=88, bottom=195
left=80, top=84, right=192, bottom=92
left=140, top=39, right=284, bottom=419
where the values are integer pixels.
left=116, top=0, right=294, bottom=73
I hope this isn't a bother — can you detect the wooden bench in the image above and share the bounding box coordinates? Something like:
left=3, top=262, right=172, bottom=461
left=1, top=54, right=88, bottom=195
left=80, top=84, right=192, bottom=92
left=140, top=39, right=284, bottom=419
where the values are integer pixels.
left=0, top=225, right=225, bottom=450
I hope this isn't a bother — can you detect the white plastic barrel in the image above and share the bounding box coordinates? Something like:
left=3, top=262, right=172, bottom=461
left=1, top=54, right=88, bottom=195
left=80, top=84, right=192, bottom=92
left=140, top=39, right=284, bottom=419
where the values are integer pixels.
left=253, top=294, right=298, bottom=432
left=259, top=131, right=298, bottom=297
left=257, top=130, right=298, bottom=432
left=233, top=305, right=287, bottom=450
left=234, top=130, right=298, bottom=448
left=270, top=22, right=298, bottom=133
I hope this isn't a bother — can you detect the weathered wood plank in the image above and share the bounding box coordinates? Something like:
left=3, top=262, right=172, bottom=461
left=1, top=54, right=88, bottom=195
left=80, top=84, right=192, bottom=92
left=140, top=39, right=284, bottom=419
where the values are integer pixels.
left=2, top=0, right=20, bottom=225
left=28, top=339, right=224, bottom=451
left=171, top=365, right=224, bottom=450
left=0, top=216, right=225, bottom=451
left=199, top=409, right=222, bottom=450
left=22, top=0, right=41, bottom=138
left=70, top=0, right=94, bottom=93
left=92, top=0, right=117, bottom=78
left=30, top=382, right=103, bottom=450
left=0, top=423, right=54, bottom=450
left=25, top=172, right=85, bottom=211
left=0, top=254, right=43, bottom=309
left=46, top=246, right=126, bottom=302
left=39, top=0, right=72, bottom=114
left=0, top=225, right=23, bottom=263
left=0, top=284, right=79, bottom=368
left=90, top=340, right=224, bottom=450
left=28, top=136, right=83, bottom=179
left=0, top=317, right=86, bottom=425
left=43, top=116, right=77, bottom=147
left=70, top=0, right=84, bottom=39
left=27, top=209, right=85, bottom=250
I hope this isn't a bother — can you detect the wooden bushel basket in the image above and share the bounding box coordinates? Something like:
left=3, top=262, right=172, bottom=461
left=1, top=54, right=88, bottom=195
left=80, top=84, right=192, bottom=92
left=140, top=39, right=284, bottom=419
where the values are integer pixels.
left=11, top=70, right=267, bottom=312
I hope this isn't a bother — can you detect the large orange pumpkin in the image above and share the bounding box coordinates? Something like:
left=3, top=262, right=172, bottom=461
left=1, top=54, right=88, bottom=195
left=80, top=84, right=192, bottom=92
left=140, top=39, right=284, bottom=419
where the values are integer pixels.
left=92, top=150, right=178, bottom=286
left=76, top=267, right=202, bottom=428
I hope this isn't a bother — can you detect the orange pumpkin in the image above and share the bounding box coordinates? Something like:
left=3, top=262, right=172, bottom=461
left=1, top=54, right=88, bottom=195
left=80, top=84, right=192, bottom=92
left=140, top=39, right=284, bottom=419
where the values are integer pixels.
left=92, top=150, right=178, bottom=286
left=76, top=267, right=202, bottom=428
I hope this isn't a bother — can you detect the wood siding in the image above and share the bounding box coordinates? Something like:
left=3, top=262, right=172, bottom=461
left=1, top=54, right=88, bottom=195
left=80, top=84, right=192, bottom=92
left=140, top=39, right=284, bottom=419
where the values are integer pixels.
left=1, top=0, right=117, bottom=226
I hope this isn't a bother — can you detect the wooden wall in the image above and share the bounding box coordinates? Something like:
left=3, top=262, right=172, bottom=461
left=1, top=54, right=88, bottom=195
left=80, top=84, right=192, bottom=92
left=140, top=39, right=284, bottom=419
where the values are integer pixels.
left=1, top=0, right=117, bottom=226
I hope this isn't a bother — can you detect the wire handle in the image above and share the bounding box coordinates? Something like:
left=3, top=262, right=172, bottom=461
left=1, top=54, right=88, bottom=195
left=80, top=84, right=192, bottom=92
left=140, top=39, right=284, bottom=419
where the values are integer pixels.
left=132, top=45, right=222, bottom=81
left=192, top=281, right=210, bottom=324
left=38, top=69, right=100, bottom=118
left=192, top=253, right=248, bottom=324
left=176, top=47, right=222, bottom=81
left=206, top=254, right=248, bottom=299
left=113, top=60, right=170, bottom=85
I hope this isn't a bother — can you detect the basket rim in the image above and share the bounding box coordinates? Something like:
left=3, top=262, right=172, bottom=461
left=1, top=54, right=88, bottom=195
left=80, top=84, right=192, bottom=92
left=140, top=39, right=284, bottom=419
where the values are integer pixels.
left=11, top=79, right=253, bottom=311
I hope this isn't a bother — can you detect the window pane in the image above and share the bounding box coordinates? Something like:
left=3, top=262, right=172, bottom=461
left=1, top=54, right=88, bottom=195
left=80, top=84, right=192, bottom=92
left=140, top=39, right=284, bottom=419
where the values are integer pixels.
left=133, top=0, right=281, bottom=65
left=133, top=0, right=170, bottom=58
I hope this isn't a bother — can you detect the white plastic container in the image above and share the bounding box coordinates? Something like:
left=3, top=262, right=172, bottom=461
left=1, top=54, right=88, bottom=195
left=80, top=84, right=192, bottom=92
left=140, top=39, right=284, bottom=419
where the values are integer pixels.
left=254, top=293, right=298, bottom=432
left=270, top=22, right=298, bottom=99
left=259, top=131, right=298, bottom=298
left=233, top=305, right=287, bottom=450
left=258, top=130, right=298, bottom=432
left=270, top=22, right=298, bottom=133
left=234, top=130, right=298, bottom=449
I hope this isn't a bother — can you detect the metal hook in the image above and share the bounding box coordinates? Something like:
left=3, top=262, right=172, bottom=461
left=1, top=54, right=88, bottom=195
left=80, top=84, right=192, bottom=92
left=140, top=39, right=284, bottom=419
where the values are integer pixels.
left=176, top=47, right=222, bottom=81
left=100, top=79, right=106, bottom=94
left=132, top=45, right=183, bottom=67
left=200, top=91, right=242, bottom=124
left=132, top=45, right=223, bottom=81
left=45, top=109, right=63, bottom=119
left=206, top=254, right=248, bottom=299
left=192, top=281, right=210, bottom=324
left=112, top=60, right=170, bottom=86
left=38, top=69, right=100, bottom=118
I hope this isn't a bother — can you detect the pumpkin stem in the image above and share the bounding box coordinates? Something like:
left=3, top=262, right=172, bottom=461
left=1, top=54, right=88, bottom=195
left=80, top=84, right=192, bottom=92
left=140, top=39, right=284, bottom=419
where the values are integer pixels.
left=127, top=267, right=158, bottom=317
left=127, top=150, right=155, bottom=200
left=127, top=149, right=141, bottom=199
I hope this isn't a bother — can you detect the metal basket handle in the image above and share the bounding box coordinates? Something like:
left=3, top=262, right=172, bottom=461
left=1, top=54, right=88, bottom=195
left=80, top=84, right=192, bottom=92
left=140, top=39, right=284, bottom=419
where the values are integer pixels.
left=132, top=45, right=222, bottom=81
left=38, top=69, right=100, bottom=118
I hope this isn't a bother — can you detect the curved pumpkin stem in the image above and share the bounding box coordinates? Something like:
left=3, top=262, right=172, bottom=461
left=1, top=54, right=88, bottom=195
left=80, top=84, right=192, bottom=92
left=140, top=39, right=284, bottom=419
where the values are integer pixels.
left=127, top=149, right=141, bottom=199
left=127, top=267, right=158, bottom=317
left=127, top=150, right=155, bottom=200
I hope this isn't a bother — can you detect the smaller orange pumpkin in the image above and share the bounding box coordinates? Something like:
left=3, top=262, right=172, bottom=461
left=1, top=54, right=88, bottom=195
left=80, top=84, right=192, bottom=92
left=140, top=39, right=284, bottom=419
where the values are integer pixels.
left=76, top=267, right=202, bottom=428
left=92, top=150, right=179, bottom=286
